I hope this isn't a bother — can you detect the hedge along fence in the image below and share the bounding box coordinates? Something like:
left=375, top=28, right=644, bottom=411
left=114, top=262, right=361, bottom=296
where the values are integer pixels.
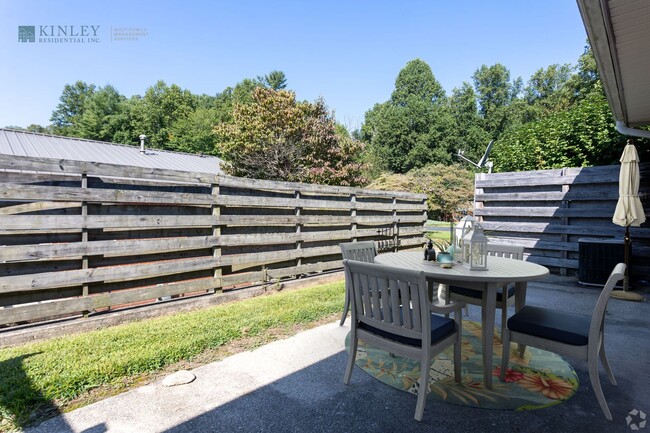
left=0, top=154, right=427, bottom=328
left=474, top=162, right=650, bottom=277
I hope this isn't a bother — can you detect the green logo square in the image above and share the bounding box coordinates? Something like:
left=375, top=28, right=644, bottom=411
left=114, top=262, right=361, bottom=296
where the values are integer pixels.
left=18, top=26, right=35, bottom=43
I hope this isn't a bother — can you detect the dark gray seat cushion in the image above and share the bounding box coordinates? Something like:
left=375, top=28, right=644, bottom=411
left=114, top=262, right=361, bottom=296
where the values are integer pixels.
left=507, top=305, right=590, bottom=346
left=450, top=284, right=515, bottom=302
left=359, top=313, right=455, bottom=347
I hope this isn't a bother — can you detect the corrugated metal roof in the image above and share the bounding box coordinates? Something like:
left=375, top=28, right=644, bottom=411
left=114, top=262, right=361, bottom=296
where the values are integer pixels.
left=0, top=128, right=224, bottom=174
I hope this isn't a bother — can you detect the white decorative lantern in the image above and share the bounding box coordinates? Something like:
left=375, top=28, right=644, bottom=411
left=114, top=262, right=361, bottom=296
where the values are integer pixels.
left=454, top=216, right=477, bottom=261
left=462, top=222, right=488, bottom=271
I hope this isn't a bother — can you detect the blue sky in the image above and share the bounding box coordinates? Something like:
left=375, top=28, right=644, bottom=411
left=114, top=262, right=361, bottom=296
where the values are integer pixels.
left=0, top=0, right=588, bottom=132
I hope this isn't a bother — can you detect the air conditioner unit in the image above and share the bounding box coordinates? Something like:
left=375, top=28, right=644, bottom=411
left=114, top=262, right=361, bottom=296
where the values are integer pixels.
left=578, top=238, right=624, bottom=287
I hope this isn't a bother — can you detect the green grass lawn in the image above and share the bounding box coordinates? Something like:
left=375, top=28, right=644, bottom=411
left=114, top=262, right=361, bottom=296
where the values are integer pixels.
left=425, top=220, right=452, bottom=245
left=0, top=279, right=345, bottom=431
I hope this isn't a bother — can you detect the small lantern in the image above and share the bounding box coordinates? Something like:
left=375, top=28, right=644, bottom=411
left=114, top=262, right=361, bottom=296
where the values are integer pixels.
left=454, top=216, right=477, bottom=261
left=462, top=222, right=488, bottom=271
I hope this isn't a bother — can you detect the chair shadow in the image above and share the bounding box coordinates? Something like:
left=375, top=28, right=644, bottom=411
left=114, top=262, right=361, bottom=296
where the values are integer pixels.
left=0, top=353, right=106, bottom=433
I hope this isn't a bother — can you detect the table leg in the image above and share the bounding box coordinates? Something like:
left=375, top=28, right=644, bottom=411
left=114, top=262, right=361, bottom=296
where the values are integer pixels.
left=514, top=281, right=528, bottom=357
left=514, top=281, right=527, bottom=312
left=481, top=284, right=497, bottom=389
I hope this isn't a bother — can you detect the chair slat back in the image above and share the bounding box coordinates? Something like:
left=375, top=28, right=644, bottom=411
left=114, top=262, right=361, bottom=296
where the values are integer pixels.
left=590, top=262, right=626, bottom=341
left=487, top=243, right=524, bottom=260
left=340, top=241, right=377, bottom=263
left=344, top=259, right=429, bottom=342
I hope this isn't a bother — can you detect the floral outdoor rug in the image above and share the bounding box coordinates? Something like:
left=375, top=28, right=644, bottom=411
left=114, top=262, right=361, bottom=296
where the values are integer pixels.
left=345, top=321, right=578, bottom=411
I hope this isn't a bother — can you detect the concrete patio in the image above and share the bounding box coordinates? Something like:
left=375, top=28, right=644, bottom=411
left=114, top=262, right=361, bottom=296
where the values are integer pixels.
left=25, top=275, right=650, bottom=433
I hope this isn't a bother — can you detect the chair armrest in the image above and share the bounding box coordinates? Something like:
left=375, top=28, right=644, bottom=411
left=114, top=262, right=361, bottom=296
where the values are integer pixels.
left=430, top=300, right=465, bottom=315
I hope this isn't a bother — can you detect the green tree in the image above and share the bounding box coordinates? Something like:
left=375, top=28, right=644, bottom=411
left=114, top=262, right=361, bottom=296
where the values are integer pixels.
left=390, top=59, right=446, bottom=106
left=129, top=80, right=196, bottom=149
left=491, top=86, right=630, bottom=172
left=362, top=59, right=455, bottom=173
left=472, top=64, right=522, bottom=138
left=168, top=107, right=219, bottom=155
left=50, top=81, right=96, bottom=135
left=522, top=64, right=572, bottom=121
left=257, top=70, right=287, bottom=90
left=449, top=82, right=490, bottom=163
left=525, top=64, right=572, bottom=105
left=214, top=87, right=366, bottom=186
left=77, top=85, right=131, bottom=143
left=562, top=42, right=604, bottom=103
left=25, top=124, right=52, bottom=134
left=4, top=124, right=52, bottom=133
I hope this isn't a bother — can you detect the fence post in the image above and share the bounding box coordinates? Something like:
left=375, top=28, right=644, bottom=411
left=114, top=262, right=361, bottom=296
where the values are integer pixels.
left=211, top=180, right=222, bottom=292
left=350, top=193, right=357, bottom=243
left=295, top=190, right=303, bottom=277
left=81, top=172, right=90, bottom=317
left=422, top=197, right=428, bottom=243
left=392, top=196, right=398, bottom=252
left=560, top=168, right=569, bottom=276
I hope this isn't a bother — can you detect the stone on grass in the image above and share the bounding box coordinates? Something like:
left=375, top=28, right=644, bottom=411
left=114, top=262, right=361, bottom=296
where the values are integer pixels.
left=162, top=370, right=196, bottom=387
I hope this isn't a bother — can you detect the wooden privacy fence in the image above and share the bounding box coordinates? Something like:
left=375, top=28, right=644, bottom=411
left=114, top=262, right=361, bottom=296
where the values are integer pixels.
left=474, top=163, right=650, bottom=277
left=0, top=154, right=427, bottom=328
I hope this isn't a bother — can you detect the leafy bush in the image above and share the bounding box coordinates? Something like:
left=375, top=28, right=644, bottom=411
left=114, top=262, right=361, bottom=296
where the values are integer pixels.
left=368, top=163, right=474, bottom=221
left=491, top=88, right=630, bottom=172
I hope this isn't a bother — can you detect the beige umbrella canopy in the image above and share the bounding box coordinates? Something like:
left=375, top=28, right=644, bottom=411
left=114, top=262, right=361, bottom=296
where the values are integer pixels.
left=613, top=143, right=646, bottom=228
left=612, top=141, right=646, bottom=298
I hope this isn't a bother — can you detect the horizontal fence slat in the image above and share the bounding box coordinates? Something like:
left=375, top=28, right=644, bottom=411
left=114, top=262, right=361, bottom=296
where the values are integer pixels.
left=0, top=184, right=426, bottom=211
left=0, top=214, right=426, bottom=231
left=480, top=221, right=644, bottom=237
left=0, top=277, right=220, bottom=326
left=0, top=201, right=81, bottom=215
left=218, top=175, right=427, bottom=200
left=218, top=194, right=421, bottom=211
left=475, top=190, right=620, bottom=202
left=526, top=256, right=579, bottom=269
left=0, top=236, right=218, bottom=262
left=221, top=271, right=267, bottom=287
left=0, top=153, right=217, bottom=184
left=486, top=237, right=581, bottom=252
left=267, top=261, right=343, bottom=279
left=0, top=257, right=218, bottom=294
left=475, top=206, right=617, bottom=218
left=0, top=183, right=214, bottom=205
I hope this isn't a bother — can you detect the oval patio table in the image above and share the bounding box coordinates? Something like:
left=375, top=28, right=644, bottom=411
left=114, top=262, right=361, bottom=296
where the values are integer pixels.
left=374, top=251, right=549, bottom=389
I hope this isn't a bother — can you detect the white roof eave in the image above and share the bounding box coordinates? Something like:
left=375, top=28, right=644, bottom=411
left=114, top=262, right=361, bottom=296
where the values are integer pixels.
left=577, top=0, right=627, bottom=124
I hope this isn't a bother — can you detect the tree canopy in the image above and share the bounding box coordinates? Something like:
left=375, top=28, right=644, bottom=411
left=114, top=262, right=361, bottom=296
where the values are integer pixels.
left=214, top=87, right=367, bottom=186
left=361, top=59, right=456, bottom=173
left=50, top=81, right=96, bottom=136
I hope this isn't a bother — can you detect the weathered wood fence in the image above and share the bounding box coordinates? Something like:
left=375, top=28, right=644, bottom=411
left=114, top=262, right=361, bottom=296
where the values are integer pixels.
left=474, top=163, right=650, bottom=278
left=0, top=154, right=427, bottom=328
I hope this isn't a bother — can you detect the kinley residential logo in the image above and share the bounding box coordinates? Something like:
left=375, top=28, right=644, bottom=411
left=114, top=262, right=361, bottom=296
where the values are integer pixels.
left=18, top=25, right=101, bottom=43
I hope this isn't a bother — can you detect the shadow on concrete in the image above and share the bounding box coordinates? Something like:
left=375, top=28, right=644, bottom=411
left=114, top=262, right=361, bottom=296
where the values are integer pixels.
left=0, top=352, right=106, bottom=433
left=161, top=283, right=648, bottom=433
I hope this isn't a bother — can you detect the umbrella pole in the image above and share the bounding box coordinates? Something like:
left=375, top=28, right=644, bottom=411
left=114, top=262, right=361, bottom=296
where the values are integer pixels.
left=623, top=225, right=630, bottom=292
left=611, top=225, right=645, bottom=301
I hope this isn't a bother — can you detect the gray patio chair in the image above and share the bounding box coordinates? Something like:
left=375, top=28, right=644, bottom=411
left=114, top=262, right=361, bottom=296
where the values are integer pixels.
left=500, top=262, right=625, bottom=420
left=343, top=259, right=463, bottom=421
left=338, top=241, right=377, bottom=326
left=445, top=243, right=524, bottom=335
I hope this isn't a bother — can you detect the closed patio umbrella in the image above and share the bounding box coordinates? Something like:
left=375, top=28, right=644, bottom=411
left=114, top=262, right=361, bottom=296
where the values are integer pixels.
left=612, top=140, right=646, bottom=301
